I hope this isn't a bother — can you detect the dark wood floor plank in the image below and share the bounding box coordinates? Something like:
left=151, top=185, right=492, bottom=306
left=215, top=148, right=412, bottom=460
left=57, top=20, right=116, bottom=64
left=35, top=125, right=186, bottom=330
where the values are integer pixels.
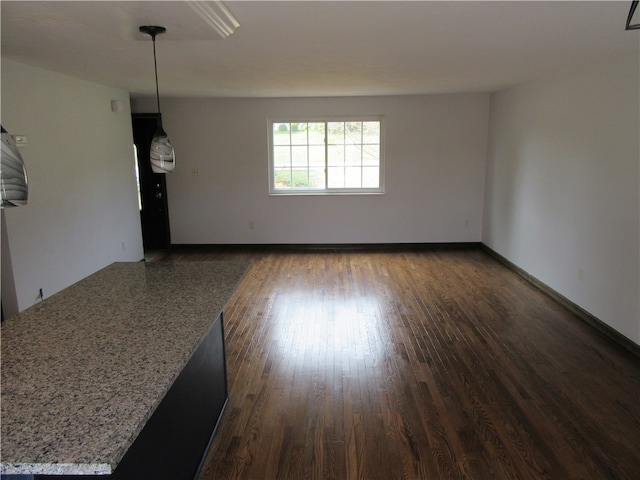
left=151, top=246, right=640, bottom=480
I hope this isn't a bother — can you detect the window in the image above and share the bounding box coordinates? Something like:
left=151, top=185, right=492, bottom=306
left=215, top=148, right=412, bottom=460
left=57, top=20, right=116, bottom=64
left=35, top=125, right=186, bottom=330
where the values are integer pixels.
left=269, top=117, right=384, bottom=194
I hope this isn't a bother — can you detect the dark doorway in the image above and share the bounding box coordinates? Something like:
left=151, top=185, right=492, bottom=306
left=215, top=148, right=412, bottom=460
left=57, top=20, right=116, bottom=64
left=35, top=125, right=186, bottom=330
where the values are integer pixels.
left=132, top=113, right=171, bottom=250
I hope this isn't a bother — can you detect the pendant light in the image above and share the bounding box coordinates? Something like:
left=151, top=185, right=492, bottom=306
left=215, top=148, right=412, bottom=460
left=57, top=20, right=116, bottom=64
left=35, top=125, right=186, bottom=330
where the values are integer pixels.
left=0, top=126, right=28, bottom=208
left=140, top=25, right=175, bottom=174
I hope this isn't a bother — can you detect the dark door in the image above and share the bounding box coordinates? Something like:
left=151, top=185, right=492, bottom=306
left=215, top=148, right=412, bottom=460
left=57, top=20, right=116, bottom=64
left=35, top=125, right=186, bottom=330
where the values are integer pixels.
left=132, top=114, right=171, bottom=250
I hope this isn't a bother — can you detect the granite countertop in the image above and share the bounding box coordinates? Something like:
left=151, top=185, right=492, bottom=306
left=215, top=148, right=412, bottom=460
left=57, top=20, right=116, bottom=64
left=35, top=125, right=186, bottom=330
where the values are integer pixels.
left=0, top=261, right=249, bottom=476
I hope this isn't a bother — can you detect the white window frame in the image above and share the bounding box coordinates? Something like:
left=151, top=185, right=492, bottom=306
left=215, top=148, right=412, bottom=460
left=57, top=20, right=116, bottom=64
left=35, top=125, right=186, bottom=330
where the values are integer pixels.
left=268, top=116, right=385, bottom=195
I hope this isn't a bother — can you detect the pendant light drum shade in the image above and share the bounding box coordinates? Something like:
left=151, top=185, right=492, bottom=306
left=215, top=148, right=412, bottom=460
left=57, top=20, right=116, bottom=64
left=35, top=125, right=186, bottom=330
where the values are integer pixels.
left=140, top=25, right=175, bottom=174
left=1, top=126, right=28, bottom=208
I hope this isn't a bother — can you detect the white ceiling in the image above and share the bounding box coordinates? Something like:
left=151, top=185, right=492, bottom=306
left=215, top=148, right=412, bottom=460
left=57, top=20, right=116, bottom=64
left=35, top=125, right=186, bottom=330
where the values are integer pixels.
left=1, top=1, right=638, bottom=98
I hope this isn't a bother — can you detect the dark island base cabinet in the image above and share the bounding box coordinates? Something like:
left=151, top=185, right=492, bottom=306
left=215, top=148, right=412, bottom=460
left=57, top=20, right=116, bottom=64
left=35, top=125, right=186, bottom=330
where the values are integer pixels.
left=35, top=313, right=228, bottom=480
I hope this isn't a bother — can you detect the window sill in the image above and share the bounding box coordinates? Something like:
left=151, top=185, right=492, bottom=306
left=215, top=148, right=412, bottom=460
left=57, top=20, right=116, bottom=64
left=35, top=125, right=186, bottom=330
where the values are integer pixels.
left=269, top=190, right=385, bottom=196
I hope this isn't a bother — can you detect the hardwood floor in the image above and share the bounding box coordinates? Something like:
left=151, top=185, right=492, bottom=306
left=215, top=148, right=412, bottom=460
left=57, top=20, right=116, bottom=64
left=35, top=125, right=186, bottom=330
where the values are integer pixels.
left=151, top=246, right=640, bottom=479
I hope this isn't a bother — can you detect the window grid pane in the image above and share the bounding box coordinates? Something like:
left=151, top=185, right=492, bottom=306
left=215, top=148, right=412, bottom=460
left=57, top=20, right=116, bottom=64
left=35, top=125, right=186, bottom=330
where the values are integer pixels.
left=345, top=122, right=362, bottom=145
left=327, top=166, right=344, bottom=188
left=273, top=123, right=291, bottom=146
left=345, top=145, right=362, bottom=166
left=362, top=166, right=379, bottom=188
left=345, top=166, right=362, bottom=188
left=291, top=123, right=308, bottom=145
left=327, top=122, right=344, bottom=145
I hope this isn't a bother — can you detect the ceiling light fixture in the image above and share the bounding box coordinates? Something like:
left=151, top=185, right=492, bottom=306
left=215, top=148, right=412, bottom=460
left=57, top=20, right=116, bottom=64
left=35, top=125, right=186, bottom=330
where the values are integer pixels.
left=140, top=25, right=175, bottom=174
left=0, top=126, right=28, bottom=208
left=187, top=1, right=240, bottom=38
left=626, top=1, right=639, bottom=30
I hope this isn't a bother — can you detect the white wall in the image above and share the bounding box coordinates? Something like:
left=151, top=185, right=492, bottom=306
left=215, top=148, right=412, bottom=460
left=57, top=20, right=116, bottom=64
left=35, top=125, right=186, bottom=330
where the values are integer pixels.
left=483, top=57, right=640, bottom=345
left=1, top=59, right=144, bottom=315
left=131, top=94, right=489, bottom=244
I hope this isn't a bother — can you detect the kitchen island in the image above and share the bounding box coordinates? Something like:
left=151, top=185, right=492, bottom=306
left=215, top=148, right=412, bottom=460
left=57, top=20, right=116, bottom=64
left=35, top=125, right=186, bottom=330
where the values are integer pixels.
left=1, top=261, right=249, bottom=479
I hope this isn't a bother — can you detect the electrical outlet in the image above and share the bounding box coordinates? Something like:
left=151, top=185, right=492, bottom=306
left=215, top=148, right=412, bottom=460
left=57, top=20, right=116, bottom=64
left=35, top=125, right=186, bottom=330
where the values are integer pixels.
left=464, top=219, right=470, bottom=228
left=121, top=241, right=126, bottom=251
left=249, top=221, right=255, bottom=230
left=192, top=169, right=200, bottom=177
left=577, top=268, right=584, bottom=281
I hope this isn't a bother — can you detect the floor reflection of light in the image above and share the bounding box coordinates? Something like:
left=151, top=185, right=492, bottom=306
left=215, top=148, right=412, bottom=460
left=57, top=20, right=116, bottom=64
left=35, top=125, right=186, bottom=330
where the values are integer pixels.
left=271, top=288, right=388, bottom=364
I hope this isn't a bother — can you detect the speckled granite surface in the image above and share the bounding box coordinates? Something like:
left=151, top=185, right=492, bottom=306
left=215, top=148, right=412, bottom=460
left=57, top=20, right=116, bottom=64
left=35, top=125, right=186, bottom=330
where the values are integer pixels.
left=0, top=261, right=249, bottom=476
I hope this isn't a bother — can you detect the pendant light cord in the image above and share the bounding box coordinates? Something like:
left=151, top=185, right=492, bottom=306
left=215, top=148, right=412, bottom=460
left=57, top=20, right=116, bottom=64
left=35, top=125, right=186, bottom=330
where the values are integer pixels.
left=152, top=36, right=161, bottom=115
left=140, top=26, right=167, bottom=124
